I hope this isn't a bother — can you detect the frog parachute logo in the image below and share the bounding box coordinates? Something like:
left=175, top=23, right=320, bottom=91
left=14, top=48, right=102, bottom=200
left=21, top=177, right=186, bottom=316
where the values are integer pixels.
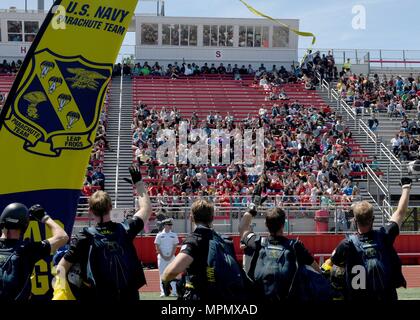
left=24, top=91, right=47, bottom=120
left=3, top=49, right=111, bottom=157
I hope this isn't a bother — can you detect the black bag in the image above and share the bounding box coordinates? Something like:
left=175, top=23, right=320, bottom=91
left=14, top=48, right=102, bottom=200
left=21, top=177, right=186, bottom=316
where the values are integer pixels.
left=206, top=232, right=248, bottom=300
left=84, top=223, right=146, bottom=300
left=253, top=238, right=333, bottom=301
left=347, top=232, right=404, bottom=299
left=291, top=264, right=333, bottom=301
left=181, top=231, right=249, bottom=301
left=0, top=244, right=31, bottom=301
left=253, top=238, right=298, bottom=301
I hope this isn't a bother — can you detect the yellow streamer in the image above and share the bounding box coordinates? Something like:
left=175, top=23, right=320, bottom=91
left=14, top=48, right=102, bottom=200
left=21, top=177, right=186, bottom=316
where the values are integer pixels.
left=239, top=0, right=316, bottom=65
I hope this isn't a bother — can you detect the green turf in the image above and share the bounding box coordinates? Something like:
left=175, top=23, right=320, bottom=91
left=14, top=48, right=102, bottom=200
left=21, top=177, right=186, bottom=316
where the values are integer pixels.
left=398, top=288, right=420, bottom=300
left=140, top=289, right=420, bottom=300
left=140, top=292, right=177, bottom=300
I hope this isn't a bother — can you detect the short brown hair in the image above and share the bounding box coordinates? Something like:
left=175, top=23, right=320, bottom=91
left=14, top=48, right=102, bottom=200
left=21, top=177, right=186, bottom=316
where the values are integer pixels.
left=89, top=191, right=112, bottom=217
left=191, top=199, right=214, bottom=226
left=266, top=208, right=286, bottom=234
left=353, top=201, right=374, bottom=227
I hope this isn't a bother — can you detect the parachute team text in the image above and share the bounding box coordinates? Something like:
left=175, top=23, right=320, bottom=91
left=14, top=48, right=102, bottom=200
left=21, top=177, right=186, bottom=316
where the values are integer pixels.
left=62, top=2, right=131, bottom=35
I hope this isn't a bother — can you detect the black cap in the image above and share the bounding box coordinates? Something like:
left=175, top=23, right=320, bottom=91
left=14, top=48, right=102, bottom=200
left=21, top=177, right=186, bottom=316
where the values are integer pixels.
left=0, top=203, right=29, bottom=231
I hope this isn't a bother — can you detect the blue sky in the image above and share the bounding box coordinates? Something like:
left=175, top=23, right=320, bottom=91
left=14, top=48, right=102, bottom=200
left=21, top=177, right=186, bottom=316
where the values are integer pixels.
left=3, top=0, right=419, bottom=50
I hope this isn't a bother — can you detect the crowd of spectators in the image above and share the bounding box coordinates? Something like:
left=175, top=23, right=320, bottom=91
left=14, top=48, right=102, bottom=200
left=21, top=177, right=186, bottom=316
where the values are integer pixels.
left=335, top=70, right=420, bottom=161
left=81, top=91, right=110, bottom=197
left=113, top=59, right=318, bottom=89
left=0, top=60, right=20, bottom=113
left=0, top=59, right=22, bottom=75
left=130, top=64, right=366, bottom=215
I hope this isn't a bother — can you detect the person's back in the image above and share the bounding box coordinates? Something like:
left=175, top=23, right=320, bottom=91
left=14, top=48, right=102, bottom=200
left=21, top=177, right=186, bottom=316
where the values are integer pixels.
left=0, top=238, right=46, bottom=301
left=58, top=166, right=152, bottom=301
left=0, top=203, right=68, bottom=301
left=251, top=234, right=314, bottom=301
left=329, top=187, right=411, bottom=301
left=180, top=224, right=214, bottom=300
left=70, top=220, right=144, bottom=301
left=163, top=200, right=246, bottom=301
left=239, top=207, right=326, bottom=301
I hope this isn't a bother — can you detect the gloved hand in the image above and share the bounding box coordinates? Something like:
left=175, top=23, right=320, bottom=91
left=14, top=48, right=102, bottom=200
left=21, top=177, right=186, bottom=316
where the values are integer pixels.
left=29, top=204, right=49, bottom=223
left=400, top=177, right=412, bottom=189
left=123, top=165, right=142, bottom=185
left=247, top=203, right=257, bottom=217
left=320, top=258, right=333, bottom=275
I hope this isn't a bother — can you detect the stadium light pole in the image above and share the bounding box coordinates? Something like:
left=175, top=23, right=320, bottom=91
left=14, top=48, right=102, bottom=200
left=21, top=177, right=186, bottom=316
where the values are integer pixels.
left=25, top=0, right=28, bottom=12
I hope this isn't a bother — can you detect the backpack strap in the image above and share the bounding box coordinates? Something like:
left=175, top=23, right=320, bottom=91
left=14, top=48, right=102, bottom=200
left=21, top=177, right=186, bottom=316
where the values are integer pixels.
left=0, top=244, right=31, bottom=301
left=0, top=248, right=16, bottom=269
left=286, top=239, right=300, bottom=298
left=83, top=227, right=104, bottom=288
left=247, top=235, right=262, bottom=280
left=348, top=234, right=364, bottom=255
left=260, top=237, right=268, bottom=248
left=86, top=242, right=96, bottom=287
left=83, top=227, right=103, bottom=239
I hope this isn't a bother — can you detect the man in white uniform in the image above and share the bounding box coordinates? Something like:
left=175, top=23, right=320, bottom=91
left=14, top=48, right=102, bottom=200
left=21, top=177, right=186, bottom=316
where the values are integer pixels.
left=154, top=218, right=179, bottom=297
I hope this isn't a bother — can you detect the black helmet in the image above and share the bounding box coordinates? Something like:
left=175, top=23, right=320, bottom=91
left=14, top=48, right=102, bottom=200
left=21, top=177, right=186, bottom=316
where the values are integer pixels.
left=0, top=203, right=29, bottom=231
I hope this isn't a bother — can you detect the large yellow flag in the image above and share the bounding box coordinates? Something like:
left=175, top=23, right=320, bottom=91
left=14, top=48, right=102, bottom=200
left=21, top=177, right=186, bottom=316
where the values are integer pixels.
left=0, top=0, right=138, bottom=298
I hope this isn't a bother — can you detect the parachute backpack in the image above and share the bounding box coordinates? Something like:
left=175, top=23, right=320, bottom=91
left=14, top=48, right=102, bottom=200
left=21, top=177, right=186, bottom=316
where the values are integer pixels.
left=347, top=233, right=392, bottom=299
left=252, top=237, right=333, bottom=301
left=253, top=237, right=298, bottom=301
left=0, top=203, right=31, bottom=301
left=206, top=231, right=247, bottom=301
left=0, top=245, right=31, bottom=301
left=84, top=223, right=146, bottom=300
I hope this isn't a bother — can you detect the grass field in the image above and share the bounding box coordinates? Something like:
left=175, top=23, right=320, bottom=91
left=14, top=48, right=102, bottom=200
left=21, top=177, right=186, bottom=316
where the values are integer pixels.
left=139, top=289, right=420, bottom=300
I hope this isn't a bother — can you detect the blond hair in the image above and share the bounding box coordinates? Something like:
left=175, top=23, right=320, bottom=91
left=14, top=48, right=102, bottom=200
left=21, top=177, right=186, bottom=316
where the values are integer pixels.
left=191, top=199, right=214, bottom=226
left=89, top=191, right=112, bottom=217
left=353, top=201, right=374, bottom=227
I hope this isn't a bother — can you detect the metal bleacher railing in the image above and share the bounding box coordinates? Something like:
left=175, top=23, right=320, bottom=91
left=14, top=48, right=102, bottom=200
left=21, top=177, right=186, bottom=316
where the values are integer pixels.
left=315, top=71, right=405, bottom=224
left=318, top=73, right=402, bottom=180
left=74, top=194, right=420, bottom=235
left=298, top=48, right=420, bottom=69
left=75, top=194, right=361, bottom=235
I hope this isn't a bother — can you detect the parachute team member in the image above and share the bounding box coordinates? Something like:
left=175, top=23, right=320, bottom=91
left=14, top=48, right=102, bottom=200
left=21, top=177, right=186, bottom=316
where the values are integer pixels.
left=162, top=199, right=247, bottom=301
left=239, top=206, right=331, bottom=301
left=57, top=165, right=152, bottom=301
left=154, top=218, right=179, bottom=297
left=325, top=177, right=412, bottom=301
left=0, top=203, right=68, bottom=301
